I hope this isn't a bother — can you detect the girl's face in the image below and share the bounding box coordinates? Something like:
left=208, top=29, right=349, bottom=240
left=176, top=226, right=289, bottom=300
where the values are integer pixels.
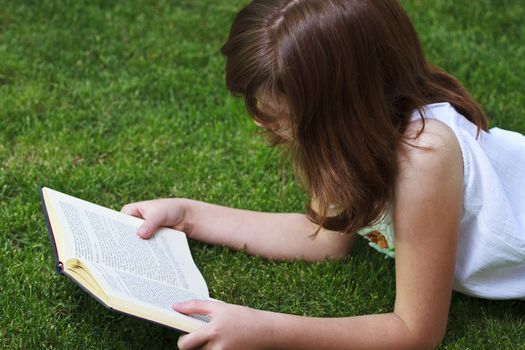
left=255, top=95, right=293, bottom=141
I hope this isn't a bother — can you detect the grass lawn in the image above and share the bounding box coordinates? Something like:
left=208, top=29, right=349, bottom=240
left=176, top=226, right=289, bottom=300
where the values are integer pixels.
left=1, top=0, right=524, bottom=349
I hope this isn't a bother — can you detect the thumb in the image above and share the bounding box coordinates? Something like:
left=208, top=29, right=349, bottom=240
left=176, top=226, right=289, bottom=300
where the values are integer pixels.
left=172, top=299, right=220, bottom=316
left=136, top=212, right=166, bottom=239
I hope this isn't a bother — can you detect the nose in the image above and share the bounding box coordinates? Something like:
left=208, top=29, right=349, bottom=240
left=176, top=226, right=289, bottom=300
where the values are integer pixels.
left=254, top=120, right=264, bottom=128
left=254, top=119, right=280, bottom=131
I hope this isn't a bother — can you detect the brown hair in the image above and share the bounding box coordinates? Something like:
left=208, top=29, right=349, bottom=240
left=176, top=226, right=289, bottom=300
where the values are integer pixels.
left=221, top=0, right=488, bottom=233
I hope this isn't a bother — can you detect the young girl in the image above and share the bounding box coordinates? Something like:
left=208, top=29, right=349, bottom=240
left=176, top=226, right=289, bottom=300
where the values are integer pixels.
left=122, top=0, right=525, bottom=348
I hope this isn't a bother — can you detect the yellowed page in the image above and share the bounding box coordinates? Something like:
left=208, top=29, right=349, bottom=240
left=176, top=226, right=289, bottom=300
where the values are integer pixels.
left=61, top=259, right=205, bottom=332
left=63, top=258, right=109, bottom=304
left=83, top=260, right=207, bottom=332
left=42, top=187, right=75, bottom=260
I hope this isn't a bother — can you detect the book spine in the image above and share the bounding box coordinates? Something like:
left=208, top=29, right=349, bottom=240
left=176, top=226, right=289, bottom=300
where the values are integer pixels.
left=39, top=187, right=63, bottom=273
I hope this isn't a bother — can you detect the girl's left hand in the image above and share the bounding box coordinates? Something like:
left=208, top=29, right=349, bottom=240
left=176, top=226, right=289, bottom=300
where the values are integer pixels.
left=173, top=300, right=273, bottom=350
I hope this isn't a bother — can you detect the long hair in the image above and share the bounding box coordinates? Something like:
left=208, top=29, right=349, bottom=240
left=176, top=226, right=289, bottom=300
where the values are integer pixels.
left=221, top=0, right=488, bottom=233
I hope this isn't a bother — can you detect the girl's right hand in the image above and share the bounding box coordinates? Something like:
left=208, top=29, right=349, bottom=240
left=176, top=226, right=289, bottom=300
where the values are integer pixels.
left=120, top=198, right=189, bottom=239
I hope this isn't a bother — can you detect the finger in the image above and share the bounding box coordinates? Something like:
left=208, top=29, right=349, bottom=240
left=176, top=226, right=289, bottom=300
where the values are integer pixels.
left=121, top=203, right=141, bottom=217
left=123, top=202, right=167, bottom=239
left=172, top=300, right=221, bottom=317
left=136, top=211, right=166, bottom=239
left=177, top=331, right=209, bottom=350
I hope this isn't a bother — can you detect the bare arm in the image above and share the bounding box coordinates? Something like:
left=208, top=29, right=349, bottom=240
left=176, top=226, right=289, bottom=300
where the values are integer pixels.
left=176, top=303, right=422, bottom=350
left=122, top=199, right=356, bottom=262
left=182, top=201, right=356, bottom=261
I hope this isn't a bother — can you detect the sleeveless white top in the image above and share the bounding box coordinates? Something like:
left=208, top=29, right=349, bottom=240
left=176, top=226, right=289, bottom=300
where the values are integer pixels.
left=359, top=102, right=525, bottom=300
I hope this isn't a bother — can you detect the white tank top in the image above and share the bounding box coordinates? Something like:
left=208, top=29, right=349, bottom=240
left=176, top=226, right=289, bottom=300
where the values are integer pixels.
left=359, top=102, right=525, bottom=300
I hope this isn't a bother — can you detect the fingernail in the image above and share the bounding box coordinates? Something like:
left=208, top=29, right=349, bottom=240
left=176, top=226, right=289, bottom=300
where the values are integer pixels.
left=137, top=226, right=148, bottom=237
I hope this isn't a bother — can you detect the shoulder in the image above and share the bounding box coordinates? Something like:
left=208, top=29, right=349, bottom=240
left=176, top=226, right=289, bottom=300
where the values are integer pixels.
left=398, top=117, right=463, bottom=182
left=393, top=117, right=464, bottom=231
left=391, top=115, right=464, bottom=254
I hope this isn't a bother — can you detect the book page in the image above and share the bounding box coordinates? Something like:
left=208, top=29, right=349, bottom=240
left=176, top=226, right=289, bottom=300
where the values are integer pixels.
left=43, top=188, right=208, bottom=297
left=83, top=260, right=209, bottom=323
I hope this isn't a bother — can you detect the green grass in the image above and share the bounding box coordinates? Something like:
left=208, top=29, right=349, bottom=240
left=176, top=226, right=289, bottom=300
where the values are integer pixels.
left=1, top=0, right=524, bottom=349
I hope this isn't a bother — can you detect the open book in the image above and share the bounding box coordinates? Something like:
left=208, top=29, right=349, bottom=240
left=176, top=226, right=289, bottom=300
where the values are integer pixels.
left=40, top=187, right=210, bottom=333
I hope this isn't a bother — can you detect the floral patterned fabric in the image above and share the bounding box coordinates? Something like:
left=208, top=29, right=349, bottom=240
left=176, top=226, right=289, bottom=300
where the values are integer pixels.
left=358, top=212, right=395, bottom=259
